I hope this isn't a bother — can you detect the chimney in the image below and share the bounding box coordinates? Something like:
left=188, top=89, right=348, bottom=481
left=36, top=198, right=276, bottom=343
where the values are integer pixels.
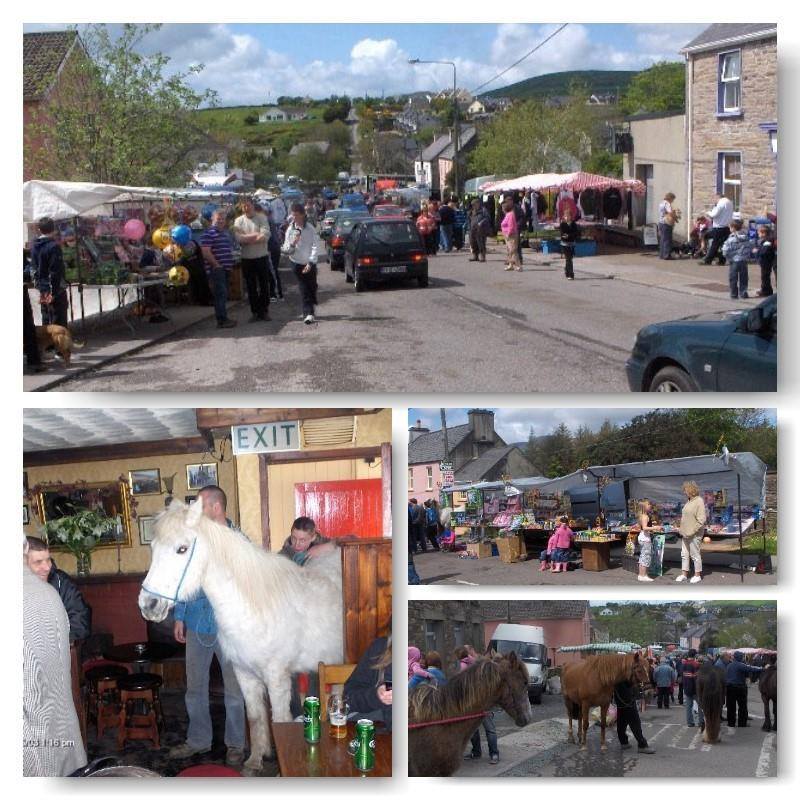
left=408, top=419, right=430, bottom=443
left=468, top=409, right=496, bottom=457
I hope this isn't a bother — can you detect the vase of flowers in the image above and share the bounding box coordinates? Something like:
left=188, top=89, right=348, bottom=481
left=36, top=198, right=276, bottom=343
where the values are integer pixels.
left=41, top=509, right=116, bottom=577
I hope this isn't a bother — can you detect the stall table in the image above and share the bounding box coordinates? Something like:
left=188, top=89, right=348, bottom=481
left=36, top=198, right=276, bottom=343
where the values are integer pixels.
left=272, top=721, right=391, bottom=777
left=574, top=536, right=619, bottom=571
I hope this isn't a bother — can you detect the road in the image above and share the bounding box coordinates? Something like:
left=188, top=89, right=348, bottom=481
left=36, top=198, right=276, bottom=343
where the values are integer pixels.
left=56, top=245, right=755, bottom=392
left=458, top=684, right=776, bottom=777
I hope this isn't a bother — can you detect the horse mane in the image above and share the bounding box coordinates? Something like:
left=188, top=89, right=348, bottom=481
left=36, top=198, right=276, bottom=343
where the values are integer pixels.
left=409, top=659, right=502, bottom=723
left=585, top=653, right=634, bottom=685
left=154, top=503, right=305, bottom=615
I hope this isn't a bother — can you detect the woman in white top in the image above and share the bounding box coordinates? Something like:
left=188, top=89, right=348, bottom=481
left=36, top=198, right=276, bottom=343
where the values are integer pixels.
left=282, top=203, right=320, bottom=324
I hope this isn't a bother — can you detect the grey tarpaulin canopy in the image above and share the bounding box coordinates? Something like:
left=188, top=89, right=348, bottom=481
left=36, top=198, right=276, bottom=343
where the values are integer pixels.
left=559, top=642, right=642, bottom=653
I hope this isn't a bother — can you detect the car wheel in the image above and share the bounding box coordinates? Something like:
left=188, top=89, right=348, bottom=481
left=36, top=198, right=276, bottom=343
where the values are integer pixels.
left=417, top=274, right=429, bottom=288
left=354, top=271, right=366, bottom=292
left=649, top=366, right=698, bottom=392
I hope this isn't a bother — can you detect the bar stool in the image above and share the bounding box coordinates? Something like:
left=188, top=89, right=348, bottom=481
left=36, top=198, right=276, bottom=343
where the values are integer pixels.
left=85, top=664, right=129, bottom=738
left=116, top=672, right=164, bottom=749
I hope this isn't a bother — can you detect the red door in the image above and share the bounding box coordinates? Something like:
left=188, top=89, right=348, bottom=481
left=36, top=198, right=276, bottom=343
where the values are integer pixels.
left=295, top=479, right=383, bottom=539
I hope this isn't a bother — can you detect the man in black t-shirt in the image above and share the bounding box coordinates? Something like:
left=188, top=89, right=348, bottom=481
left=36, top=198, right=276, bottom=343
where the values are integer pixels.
left=559, top=208, right=579, bottom=280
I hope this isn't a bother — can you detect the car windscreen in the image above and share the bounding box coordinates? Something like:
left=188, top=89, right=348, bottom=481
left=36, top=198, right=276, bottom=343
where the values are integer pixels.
left=362, top=222, right=419, bottom=248
left=334, top=217, right=367, bottom=234
left=489, top=639, right=546, bottom=664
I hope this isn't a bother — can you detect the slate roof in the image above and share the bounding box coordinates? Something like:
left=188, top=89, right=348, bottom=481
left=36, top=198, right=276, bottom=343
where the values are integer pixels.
left=408, top=423, right=471, bottom=465
left=453, top=444, right=518, bottom=483
left=480, top=601, right=589, bottom=621
left=420, top=134, right=453, bottom=162
left=438, top=127, right=477, bottom=160
left=23, top=31, right=78, bottom=101
left=681, top=23, right=777, bottom=54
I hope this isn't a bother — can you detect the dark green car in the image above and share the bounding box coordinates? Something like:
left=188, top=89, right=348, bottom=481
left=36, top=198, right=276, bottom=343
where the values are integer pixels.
left=626, top=295, right=777, bottom=392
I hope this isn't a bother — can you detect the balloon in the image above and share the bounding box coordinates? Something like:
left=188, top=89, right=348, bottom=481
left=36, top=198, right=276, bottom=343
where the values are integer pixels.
left=122, top=218, right=146, bottom=240
left=168, top=265, right=190, bottom=286
left=151, top=226, right=172, bottom=250
left=162, top=243, right=183, bottom=264
left=171, top=224, right=191, bottom=246
left=201, top=202, right=217, bottom=221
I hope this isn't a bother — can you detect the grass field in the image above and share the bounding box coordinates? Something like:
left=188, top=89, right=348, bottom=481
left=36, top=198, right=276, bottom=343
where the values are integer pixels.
left=196, top=106, right=325, bottom=147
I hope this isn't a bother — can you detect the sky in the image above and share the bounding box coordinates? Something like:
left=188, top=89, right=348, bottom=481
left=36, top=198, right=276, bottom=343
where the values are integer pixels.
left=407, top=408, right=777, bottom=445
left=22, top=22, right=708, bottom=105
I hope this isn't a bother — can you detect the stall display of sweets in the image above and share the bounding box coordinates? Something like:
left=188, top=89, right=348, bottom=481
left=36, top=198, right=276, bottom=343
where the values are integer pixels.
left=574, top=529, right=617, bottom=542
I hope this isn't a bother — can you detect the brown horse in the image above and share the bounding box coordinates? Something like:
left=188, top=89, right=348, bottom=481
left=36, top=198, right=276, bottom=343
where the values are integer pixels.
left=561, top=651, right=650, bottom=751
left=759, top=660, right=777, bottom=732
left=408, top=652, right=532, bottom=776
left=697, top=662, right=726, bottom=743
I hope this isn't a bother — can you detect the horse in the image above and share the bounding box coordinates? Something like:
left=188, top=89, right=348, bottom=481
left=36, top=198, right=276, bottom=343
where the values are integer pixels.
left=759, top=659, right=777, bottom=732
left=561, top=651, right=650, bottom=751
left=696, top=662, right=726, bottom=743
left=408, top=652, right=532, bottom=776
left=137, top=500, right=343, bottom=773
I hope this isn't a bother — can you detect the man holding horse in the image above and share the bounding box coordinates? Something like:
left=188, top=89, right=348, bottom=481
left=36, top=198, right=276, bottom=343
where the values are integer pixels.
left=613, top=679, right=655, bottom=754
left=725, top=651, right=762, bottom=728
left=169, top=486, right=247, bottom=766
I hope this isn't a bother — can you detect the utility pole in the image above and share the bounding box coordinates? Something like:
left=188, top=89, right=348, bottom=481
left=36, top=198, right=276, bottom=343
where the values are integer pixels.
left=440, top=408, right=449, bottom=460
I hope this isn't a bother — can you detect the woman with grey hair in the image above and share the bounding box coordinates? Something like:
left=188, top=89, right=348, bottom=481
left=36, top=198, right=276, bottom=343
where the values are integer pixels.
left=676, top=481, right=706, bottom=583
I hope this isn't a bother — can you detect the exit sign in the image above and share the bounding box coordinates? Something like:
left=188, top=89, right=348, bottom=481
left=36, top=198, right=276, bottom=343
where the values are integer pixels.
left=231, top=422, right=301, bottom=455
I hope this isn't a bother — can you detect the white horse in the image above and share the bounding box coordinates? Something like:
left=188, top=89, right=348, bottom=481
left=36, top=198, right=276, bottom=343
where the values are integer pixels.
left=137, top=499, right=343, bottom=773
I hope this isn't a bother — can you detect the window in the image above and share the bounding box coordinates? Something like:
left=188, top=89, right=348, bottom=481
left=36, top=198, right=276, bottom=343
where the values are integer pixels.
left=426, top=466, right=433, bottom=491
left=453, top=623, right=464, bottom=648
left=718, top=50, right=742, bottom=114
left=408, top=468, right=414, bottom=491
left=425, top=621, right=442, bottom=654
left=717, top=152, right=742, bottom=211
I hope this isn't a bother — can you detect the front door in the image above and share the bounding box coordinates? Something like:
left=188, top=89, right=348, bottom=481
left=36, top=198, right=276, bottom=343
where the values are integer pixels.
left=295, top=479, right=383, bottom=538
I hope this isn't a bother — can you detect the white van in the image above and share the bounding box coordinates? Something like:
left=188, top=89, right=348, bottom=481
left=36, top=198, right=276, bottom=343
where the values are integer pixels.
left=488, top=623, right=549, bottom=704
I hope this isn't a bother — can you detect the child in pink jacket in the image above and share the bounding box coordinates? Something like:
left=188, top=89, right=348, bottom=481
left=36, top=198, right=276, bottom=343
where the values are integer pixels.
left=540, top=529, right=558, bottom=571
left=500, top=199, right=521, bottom=271
left=408, top=646, right=432, bottom=683
left=550, top=516, right=574, bottom=573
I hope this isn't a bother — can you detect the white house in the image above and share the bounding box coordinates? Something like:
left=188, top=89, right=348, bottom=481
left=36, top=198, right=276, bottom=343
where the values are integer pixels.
left=258, top=106, right=309, bottom=123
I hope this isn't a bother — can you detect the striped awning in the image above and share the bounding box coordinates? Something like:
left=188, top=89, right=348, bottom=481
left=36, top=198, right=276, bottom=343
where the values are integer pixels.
left=482, top=171, right=646, bottom=196
left=559, top=642, right=642, bottom=653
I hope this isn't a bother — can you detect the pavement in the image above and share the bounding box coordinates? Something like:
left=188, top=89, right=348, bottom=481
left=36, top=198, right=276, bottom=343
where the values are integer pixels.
left=458, top=684, right=776, bottom=778
left=33, top=242, right=766, bottom=393
left=411, top=545, right=777, bottom=586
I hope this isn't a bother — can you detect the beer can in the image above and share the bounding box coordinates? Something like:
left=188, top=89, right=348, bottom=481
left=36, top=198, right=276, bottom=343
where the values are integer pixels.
left=353, top=718, right=375, bottom=772
left=303, top=696, right=321, bottom=743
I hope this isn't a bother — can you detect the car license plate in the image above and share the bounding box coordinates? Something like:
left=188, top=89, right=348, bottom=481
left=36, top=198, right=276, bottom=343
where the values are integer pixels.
left=381, top=265, right=407, bottom=274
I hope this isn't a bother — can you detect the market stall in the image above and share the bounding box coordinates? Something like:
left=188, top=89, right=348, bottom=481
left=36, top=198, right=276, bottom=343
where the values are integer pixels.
left=441, top=452, right=768, bottom=580
left=23, top=180, right=241, bottom=333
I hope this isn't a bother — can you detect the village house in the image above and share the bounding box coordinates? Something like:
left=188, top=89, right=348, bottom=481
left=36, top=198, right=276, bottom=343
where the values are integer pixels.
left=681, top=23, right=778, bottom=226
left=408, top=601, right=484, bottom=668
left=258, top=105, right=309, bottom=123
left=408, top=409, right=537, bottom=505
left=414, top=126, right=477, bottom=196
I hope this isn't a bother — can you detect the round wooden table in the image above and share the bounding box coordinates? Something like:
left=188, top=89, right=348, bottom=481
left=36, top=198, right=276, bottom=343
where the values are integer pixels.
left=103, top=642, right=178, bottom=672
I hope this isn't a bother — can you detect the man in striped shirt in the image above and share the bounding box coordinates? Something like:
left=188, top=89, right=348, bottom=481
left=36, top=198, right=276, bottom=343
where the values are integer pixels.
left=200, top=210, right=238, bottom=329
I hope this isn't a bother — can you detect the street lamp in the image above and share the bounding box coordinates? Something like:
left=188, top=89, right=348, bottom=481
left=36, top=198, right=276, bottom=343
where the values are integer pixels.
left=409, top=58, right=459, bottom=197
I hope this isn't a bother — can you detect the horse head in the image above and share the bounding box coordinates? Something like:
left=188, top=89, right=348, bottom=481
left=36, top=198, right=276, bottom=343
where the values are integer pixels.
left=492, top=651, right=533, bottom=727
left=138, top=499, right=211, bottom=622
left=628, top=651, right=650, bottom=693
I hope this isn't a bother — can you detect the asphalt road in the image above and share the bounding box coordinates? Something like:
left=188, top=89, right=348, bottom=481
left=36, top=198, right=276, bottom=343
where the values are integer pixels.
left=58, top=246, right=745, bottom=393
left=411, top=547, right=777, bottom=587
left=459, top=684, right=776, bottom=778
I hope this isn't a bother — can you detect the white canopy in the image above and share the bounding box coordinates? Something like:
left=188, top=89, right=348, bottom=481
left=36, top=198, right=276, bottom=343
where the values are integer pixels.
left=482, top=171, right=646, bottom=196
left=445, top=452, right=767, bottom=507
left=23, top=180, right=240, bottom=223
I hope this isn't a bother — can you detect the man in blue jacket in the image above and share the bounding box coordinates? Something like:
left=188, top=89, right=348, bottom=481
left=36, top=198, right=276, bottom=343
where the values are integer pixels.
left=30, top=217, right=69, bottom=327
left=169, top=486, right=246, bottom=765
left=725, top=651, right=762, bottom=728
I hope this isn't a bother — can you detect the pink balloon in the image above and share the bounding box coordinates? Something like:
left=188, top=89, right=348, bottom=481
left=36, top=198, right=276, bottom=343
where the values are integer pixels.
left=123, top=218, right=146, bottom=240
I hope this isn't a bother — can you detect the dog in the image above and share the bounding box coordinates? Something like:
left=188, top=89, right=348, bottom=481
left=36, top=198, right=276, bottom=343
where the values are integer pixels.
left=35, top=325, right=83, bottom=366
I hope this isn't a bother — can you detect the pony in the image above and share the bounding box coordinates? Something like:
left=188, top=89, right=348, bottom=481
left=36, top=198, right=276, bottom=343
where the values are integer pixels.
left=696, top=662, right=726, bottom=743
left=561, top=651, right=650, bottom=751
left=759, top=659, right=777, bottom=732
left=137, top=500, right=343, bottom=773
left=408, top=652, right=532, bottom=776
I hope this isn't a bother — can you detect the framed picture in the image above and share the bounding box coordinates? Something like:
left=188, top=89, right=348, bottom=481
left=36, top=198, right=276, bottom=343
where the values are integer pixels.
left=23, top=505, right=29, bottom=525
left=24, top=471, right=29, bottom=499
left=138, top=516, right=156, bottom=545
left=186, top=463, right=218, bottom=491
left=129, top=468, right=161, bottom=495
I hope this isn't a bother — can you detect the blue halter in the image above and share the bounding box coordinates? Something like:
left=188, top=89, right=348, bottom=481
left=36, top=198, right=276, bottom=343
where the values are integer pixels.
left=141, top=538, right=197, bottom=603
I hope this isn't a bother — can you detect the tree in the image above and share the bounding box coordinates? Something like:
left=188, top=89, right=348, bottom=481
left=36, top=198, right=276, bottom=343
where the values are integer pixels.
left=620, top=61, right=685, bottom=115
left=287, top=145, right=339, bottom=183
left=323, top=99, right=351, bottom=124
left=581, top=150, right=623, bottom=178
left=26, top=24, right=217, bottom=185
left=244, top=113, right=259, bottom=126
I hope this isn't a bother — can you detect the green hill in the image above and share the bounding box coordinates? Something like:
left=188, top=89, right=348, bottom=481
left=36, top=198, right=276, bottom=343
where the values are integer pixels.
left=483, top=69, right=639, bottom=101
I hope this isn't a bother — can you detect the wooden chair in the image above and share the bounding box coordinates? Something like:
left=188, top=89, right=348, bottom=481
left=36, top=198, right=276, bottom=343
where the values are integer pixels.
left=318, top=662, right=356, bottom=721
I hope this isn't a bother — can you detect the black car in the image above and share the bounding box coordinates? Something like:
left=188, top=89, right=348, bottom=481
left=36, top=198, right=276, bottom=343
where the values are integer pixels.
left=344, top=219, right=428, bottom=292
left=626, top=295, right=777, bottom=391
left=327, top=213, right=370, bottom=270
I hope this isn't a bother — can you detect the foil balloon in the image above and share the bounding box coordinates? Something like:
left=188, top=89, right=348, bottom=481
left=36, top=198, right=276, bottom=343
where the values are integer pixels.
left=122, top=218, right=146, bottom=241
left=170, top=224, right=192, bottom=246
left=151, top=226, right=172, bottom=250
left=168, top=265, right=190, bottom=286
left=162, top=243, right=183, bottom=264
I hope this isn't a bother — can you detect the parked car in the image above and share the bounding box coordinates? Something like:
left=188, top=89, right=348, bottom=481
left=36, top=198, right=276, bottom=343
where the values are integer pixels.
left=320, top=208, right=360, bottom=240
left=327, top=213, right=370, bottom=270
left=625, top=295, right=777, bottom=391
left=344, top=219, right=428, bottom=292
left=372, top=204, right=410, bottom=220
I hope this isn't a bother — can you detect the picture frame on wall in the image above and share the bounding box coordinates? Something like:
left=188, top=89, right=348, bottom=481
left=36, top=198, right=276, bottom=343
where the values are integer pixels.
left=129, top=468, right=161, bottom=495
left=23, top=505, right=29, bottom=525
left=186, top=463, right=218, bottom=491
left=185, top=495, right=196, bottom=505
left=138, top=516, right=156, bottom=545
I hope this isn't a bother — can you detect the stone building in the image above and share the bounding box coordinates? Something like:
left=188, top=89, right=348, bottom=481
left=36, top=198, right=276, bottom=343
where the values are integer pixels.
left=408, top=601, right=484, bottom=673
left=681, top=23, right=778, bottom=228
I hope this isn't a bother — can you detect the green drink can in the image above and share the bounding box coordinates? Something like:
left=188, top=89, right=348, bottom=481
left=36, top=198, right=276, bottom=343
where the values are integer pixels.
left=303, top=696, right=321, bottom=743
left=353, top=718, right=375, bottom=772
